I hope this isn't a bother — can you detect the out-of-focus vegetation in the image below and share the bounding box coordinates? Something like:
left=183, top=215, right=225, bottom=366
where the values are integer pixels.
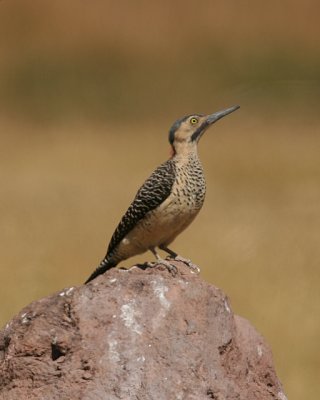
left=0, top=0, right=319, bottom=122
left=0, top=1, right=319, bottom=399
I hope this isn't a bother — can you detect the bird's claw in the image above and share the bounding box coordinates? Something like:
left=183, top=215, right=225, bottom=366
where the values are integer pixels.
left=160, top=260, right=178, bottom=275
left=141, top=259, right=176, bottom=274
left=169, top=255, right=200, bottom=274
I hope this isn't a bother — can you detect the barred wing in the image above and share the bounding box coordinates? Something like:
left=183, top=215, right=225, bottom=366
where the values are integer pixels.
left=106, top=159, right=176, bottom=257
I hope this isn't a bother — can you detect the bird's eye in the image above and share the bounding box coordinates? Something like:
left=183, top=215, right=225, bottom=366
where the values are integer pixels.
left=190, top=117, right=198, bottom=125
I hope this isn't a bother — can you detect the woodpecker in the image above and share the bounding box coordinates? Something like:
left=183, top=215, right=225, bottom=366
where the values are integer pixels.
left=85, top=105, right=239, bottom=283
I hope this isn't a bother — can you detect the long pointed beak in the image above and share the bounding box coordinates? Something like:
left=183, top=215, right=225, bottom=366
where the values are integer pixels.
left=206, top=105, right=240, bottom=125
left=191, top=105, right=240, bottom=142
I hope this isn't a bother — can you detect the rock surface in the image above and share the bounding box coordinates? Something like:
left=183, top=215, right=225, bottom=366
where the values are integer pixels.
left=0, top=261, right=286, bottom=400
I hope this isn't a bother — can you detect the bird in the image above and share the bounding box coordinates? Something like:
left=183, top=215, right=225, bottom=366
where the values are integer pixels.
left=85, top=105, right=240, bottom=283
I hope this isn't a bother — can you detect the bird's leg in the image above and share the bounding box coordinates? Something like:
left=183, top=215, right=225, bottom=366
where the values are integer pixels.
left=159, top=246, right=178, bottom=258
left=149, top=248, right=177, bottom=275
left=159, top=245, right=200, bottom=274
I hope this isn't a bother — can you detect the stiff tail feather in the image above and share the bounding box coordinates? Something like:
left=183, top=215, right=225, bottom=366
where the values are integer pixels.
left=85, top=258, right=118, bottom=284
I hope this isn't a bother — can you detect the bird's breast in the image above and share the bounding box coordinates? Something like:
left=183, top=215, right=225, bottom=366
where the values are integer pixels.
left=172, top=156, right=206, bottom=210
left=146, top=157, right=206, bottom=232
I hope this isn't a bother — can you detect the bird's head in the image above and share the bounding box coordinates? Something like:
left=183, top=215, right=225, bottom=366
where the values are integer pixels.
left=168, top=105, right=240, bottom=156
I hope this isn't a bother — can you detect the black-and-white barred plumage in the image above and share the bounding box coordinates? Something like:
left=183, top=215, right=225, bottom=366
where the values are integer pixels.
left=85, top=160, right=176, bottom=283
left=107, top=160, right=176, bottom=257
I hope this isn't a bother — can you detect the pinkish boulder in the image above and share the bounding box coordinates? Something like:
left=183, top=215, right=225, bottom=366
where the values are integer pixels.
left=0, top=261, right=287, bottom=400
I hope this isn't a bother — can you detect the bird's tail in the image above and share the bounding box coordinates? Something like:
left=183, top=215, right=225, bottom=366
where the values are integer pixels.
left=85, top=258, right=118, bottom=284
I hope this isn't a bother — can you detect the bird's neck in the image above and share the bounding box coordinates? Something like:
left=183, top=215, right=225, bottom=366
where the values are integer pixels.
left=170, top=142, right=199, bottom=157
left=170, top=144, right=200, bottom=165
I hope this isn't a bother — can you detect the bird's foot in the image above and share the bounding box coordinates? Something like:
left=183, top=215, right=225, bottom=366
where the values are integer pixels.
left=158, top=259, right=178, bottom=275
left=146, top=259, right=177, bottom=275
left=168, top=255, right=200, bottom=274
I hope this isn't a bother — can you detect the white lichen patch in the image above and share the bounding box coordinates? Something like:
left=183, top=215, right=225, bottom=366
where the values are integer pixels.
left=109, top=278, right=117, bottom=283
left=136, top=355, right=145, bottom=363
left=120, top=300, right=142, bottom=335
left=21, top=313, right=29, bottom=324
left=224, top=299, right=231, bottom=313
left=151, top=279, right=170, bottom=311
left=257, top=344, right=263, bottom=357
left=278, top=391, right=288, bottom=400
left=65, top=287, right=74, bottom=296
left=150, top=278, right=171, bottom=329
left=108, top=337, right=120, bottom=363
left=59, top=287, right=74, bottom=297
left=178, top=279, right=190, bottom=288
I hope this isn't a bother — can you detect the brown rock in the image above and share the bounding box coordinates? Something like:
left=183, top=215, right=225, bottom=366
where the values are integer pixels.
left=0, top=262, right=287, bottom=400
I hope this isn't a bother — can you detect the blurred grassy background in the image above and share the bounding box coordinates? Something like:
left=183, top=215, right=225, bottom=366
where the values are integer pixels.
left=0, top=1, right=319, bottom=398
